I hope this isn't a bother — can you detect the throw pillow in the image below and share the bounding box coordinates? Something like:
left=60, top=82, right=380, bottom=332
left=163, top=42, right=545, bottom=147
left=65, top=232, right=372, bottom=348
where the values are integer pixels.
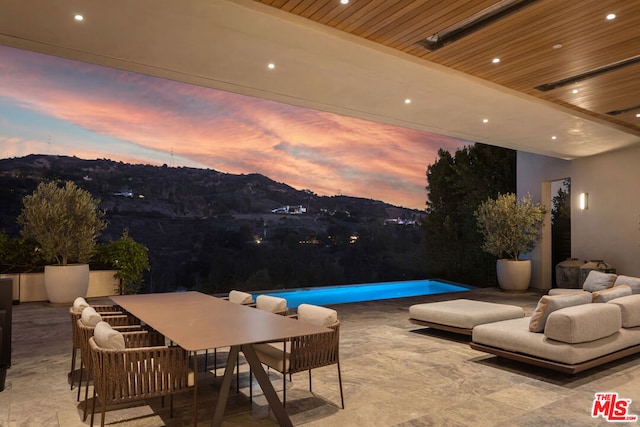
left=582, top=271, right=617, bottom=292
left=80, top=306, right=102, bottom=327
left=256, top=295, right=287, bottom=313
left=592, top=285, right=632, bottom=303
left=228, top=290, right=254, bottom=305
left=529, top=292, right=593, bottom=332
left=93, top=321, right=125, bottom=350
left=613, top=275, right=640, bottom=294
left=72, top=297, right=89, bottom=314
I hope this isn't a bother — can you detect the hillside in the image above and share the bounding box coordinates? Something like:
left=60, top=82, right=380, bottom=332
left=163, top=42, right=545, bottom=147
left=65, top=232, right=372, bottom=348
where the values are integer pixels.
left=0, top=155, right=427, bottom=293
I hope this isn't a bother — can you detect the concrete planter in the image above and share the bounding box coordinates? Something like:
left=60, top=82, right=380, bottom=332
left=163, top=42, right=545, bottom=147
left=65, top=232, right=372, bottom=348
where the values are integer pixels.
left=44, top=264, right=90, bottom=304
left=496, top=259, right=531, bottom=292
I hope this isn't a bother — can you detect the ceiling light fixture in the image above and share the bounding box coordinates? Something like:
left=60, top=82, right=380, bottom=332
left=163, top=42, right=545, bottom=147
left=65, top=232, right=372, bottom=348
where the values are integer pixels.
left=482, top=118, right=489, bottom=123
left=551, top=136, right=557, bottom=140
left=552, top=43, right=563, bottom=49
left=267, top=63, right=275, bottom=70
left=416, top=0, right=541, bottom=51
left=404, top=98, right=411, bottom=104
left=340, top=0, right=349, bottom=4
left=492, top=58, right=500, bottom=64
left=636, top=113, right=640, bottom=118
left=74, top=14, right=84, bottom=21
left=572, top=89, right=579, bottom=94
left=606, top=13, right=616, bottom=20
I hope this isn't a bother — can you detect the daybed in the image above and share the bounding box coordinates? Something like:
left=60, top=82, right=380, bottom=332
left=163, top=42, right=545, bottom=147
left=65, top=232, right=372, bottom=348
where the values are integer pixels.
left=470, top=272, right=640, bottom=374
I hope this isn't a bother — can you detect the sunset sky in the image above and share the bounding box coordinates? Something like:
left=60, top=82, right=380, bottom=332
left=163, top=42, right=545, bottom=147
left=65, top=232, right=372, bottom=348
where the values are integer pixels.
left=0, top=45, right=469, bottom=210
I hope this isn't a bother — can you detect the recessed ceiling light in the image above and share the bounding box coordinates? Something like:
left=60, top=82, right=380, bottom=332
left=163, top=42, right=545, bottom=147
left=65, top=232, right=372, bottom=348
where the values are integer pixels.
left=74, top=14, right=84, bottom=21
left=267, top=63, right=275, bottom=70
left=606, top=13, right=616, bottom=20
left=572, top=89, right=579, bottom=94
left=551, top=136, right=557, bottom=140
left=552, top=43, right=563, bottom=49
left=492, top=58, right=500, bottom=64
left=340, top=0, right=349, bottom=4
left=636, top=113, right=640, bottom=118
left=482, top=118, right=489, bottom=123
left=404, top=98, right=411, bottom=104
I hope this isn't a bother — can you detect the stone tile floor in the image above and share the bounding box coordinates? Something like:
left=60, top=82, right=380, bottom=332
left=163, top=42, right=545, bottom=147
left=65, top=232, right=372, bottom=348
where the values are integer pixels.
left=2, top=287, right=640, bottom=426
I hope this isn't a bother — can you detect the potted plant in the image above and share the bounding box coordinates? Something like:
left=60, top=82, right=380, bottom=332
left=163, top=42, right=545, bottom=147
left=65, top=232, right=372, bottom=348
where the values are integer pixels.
left=96, top=229, right=150, bottom=295
left=17, top=181, right=106, bottom=303
left=474, top=193, right=547, bottom=291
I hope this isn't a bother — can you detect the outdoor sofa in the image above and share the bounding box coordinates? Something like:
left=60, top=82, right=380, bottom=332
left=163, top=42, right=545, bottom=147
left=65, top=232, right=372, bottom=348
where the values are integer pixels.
left=470, top=272, right=640, bottom=374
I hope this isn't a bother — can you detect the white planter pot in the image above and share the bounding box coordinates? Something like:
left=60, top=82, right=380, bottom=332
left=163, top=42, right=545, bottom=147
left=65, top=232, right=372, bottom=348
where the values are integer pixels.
left=44, top=264, right=90, bottom=304
left=496, top=259, right=531, bottom=291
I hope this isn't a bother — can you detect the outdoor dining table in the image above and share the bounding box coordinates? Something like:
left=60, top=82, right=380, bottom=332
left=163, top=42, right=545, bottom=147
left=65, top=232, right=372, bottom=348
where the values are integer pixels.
left=110, top=291, right=330, bottom=427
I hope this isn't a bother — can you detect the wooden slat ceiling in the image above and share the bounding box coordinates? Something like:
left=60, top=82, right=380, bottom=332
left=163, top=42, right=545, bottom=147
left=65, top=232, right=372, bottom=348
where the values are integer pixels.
left=254, top=0, right=640, bottom=133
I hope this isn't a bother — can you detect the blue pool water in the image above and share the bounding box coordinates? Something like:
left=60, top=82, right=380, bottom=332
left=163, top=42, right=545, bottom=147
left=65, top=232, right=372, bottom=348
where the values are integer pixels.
left=254, top=279, right=470, bottom=308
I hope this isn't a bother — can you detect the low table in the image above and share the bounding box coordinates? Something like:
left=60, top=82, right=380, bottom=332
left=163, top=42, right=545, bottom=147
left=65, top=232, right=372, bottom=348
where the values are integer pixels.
left=409, top=299, right=524, bottom=335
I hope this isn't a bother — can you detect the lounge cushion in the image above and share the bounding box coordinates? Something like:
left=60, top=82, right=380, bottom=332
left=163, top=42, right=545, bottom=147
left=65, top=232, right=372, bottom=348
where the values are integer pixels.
left=544, top=304, right=621, bottom=344
left=582, top=270, right=617, bottom=292
left=529, top=292, right=592, bottom=332
left=547, top=289, right=590, bottom=296
left=80, top=306, right=102, bottom=327
left=613, top=275, right=640, bottom=294
left=253, top=341, right=291, bottom=372
left=608, top=294, right=640, bottom=328
left=409, top=299, right=524, bottom=329
left=228, top=290, right=253, bottom=305
left=297, top=304, right=337, bottom=327
left=256, top=295, right=287, bottom=314
left=592, top=285, right=632, bottom=303
left=72, top=297, right=89, bottom=314
left=93, top=321, right=125, bottom=350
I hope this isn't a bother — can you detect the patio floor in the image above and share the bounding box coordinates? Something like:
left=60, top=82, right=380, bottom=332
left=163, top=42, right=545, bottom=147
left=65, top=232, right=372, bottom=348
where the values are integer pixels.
left=3, top=287, right=640, bottom=426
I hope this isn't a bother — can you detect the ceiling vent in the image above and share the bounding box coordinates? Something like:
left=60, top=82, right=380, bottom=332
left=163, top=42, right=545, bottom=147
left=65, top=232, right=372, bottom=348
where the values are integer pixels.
left=416, top=0, right=541, bottom=51
left=606, top=104, right=640, bottom=116
left=535, top=55, right=640, bottom=92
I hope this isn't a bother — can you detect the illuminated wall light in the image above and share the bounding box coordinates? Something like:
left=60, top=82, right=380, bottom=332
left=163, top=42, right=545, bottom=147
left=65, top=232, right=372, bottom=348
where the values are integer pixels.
left=579, top=192, right=589, bottom=210
left=636, top=113, right=640, bottom=118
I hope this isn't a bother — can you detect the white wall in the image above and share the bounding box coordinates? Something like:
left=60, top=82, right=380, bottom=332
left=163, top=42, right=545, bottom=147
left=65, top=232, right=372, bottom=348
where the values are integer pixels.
left=517, top=145, right=640, bottom=289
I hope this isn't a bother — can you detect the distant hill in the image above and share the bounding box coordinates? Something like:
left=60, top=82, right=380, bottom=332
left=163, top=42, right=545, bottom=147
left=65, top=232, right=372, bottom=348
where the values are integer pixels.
left=0, top=155, right=427, bottom=293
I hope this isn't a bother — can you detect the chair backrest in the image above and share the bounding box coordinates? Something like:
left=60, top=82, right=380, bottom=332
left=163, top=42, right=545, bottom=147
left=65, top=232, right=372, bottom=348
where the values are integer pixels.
left=256, top=295, right=288, bottom=315
left=228, top=290, right=254, bottom=305
left=289, top=304, right=340, bottom=374
left=297, top=304, right=338, bottom=327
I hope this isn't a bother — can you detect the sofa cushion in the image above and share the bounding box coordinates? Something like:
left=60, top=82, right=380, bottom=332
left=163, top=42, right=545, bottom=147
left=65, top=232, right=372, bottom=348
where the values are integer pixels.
left=613, top=275, right=640, bottom=294
left=72, top=297, right=89, bottom=314
left=544, top=303, right=621, bottom=344
left=592, top=285, right=632, bottom=303
left=529, top=292, right=593, bottom=332
left=583, top=270, right=617, bottom=292
left=298, top=304, right=337, bottom=327
left=80, top=306, right=102, bottom=327
left=607, top=294, right=640, bottom=328
left=93, top=321, right=125, bottom=350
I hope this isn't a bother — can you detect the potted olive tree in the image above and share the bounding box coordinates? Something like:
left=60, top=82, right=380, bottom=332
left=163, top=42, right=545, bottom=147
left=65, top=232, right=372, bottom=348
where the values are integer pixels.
left=18, top=181, right=106, bottom=303
left=474, top=193, right=547, bottom=291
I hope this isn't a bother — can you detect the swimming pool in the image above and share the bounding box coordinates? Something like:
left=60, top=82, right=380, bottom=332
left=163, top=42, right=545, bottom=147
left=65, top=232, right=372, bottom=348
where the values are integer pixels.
left=254, top=279, right=470, bottom=308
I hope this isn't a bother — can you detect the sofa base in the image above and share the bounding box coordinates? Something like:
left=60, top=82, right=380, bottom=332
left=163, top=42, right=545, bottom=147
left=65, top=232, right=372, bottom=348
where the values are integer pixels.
left=469, top=342, right=640, bottom=374
left=409, top=318, right=473, bottom=335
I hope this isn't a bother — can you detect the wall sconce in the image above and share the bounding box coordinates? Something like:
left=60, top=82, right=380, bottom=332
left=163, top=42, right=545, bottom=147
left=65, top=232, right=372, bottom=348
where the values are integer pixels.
left=579, top=192, right=589, bottom=210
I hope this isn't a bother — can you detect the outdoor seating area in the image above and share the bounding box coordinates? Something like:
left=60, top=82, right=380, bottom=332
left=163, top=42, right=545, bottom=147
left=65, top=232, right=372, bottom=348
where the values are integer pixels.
left=5, top=287, right=640, bottom=426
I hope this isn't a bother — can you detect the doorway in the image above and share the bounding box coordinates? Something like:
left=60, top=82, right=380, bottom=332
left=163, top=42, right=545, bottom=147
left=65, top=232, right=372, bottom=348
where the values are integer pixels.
left=550, top=178, right=571, bottom=288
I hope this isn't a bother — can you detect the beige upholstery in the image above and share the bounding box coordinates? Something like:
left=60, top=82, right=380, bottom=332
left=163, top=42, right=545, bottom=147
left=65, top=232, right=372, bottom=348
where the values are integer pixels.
left=409, top=299, right=523, bottom=330
left=80, top=306, right=102, bottom=327
left=93, top=321, right=125, bottom=350
left=592, top=285, right=632, bottom=303
left=298, top=303, right=338, bottom=327
left=228, top=290, right=254, bottom=305
left=73, top=297, right=90, bottom=314
left=256, top=295, right=288, bottom=315
left=544, top=303, right=621, bottom=344
left=608, top=294, right=640, bottom=328
left=529, top=292, right=592, bottom=332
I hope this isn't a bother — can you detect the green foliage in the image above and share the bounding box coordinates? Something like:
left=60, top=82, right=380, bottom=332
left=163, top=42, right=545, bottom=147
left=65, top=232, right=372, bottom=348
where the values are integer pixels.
left=17, top=181, right=106, bottom=265
left=0, top=233, right=46, bottom=273
left=475, top=193, right=547, bottom=261
left=96, top=229, right=150, bottom=295
left=422, top=143, right=516, bottom=286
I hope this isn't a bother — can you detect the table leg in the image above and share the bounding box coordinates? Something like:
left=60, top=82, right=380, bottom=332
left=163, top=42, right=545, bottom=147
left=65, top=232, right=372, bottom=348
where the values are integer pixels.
left=193, top=352, right=198, bottom=427
left=241, top=344, right=293, bottom=427
left=211, top=345, right=240, bottom=427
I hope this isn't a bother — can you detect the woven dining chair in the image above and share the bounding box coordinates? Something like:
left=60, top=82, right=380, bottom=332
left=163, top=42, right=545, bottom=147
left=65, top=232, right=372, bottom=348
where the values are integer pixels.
left=252, top=303, right=344, bottom=409
left=88, top=322, right=193, bottom=427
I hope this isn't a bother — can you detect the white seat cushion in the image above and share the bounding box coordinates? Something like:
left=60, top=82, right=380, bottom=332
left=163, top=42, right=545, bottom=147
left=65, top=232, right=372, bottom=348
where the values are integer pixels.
left=80, top=306, right=102, bottom=327
left=228, top=290, right=253, bottom=305
left=256, top=295, right=287, bottom=313
left=93, top=321, right=125, bottom=350
left=297, top=304, right=337, bottom=327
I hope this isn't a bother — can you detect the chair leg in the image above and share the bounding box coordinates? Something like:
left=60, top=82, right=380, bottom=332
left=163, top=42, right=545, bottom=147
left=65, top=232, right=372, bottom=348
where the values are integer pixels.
left=83, top=359, right=93, bottom=421
left=77, top=360, right=84, bottom=401
left=90, top=388, right=97, bottom=427
left=337, top=361, right=344, bottom=409
left=213, top=348, right=217, bottom=377
left=282, top=372, right=286, bottom=407
left=170, top=394, right=174, bottom=418
left=236, top=357, right=240, bottom=392
left=249, top=367, right=253, bottom=401
left=309, top=370, right=312, bottom=392
left=70, top=346, right=77, bottom=390
left=204, top=350, right=208, bottom=372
